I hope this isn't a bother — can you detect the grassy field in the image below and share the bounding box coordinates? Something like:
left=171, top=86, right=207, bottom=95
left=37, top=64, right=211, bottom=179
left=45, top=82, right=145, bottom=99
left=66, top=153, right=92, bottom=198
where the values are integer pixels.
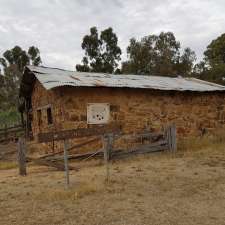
left=1, top=138, right=225, bottom=225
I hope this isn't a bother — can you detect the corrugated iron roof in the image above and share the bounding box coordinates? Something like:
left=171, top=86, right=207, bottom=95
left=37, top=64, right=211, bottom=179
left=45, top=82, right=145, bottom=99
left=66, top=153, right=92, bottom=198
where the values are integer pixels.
left=25, top=65, right=225, bottom=92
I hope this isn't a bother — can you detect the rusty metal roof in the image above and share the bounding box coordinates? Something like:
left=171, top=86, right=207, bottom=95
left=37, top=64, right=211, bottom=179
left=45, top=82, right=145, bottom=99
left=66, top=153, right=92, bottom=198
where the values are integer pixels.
left=24, top=65, right=225, bottom=92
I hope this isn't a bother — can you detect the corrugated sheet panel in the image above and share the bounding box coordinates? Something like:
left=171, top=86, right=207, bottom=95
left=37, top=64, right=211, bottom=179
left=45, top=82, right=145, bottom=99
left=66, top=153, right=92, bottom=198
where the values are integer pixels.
left=26, top=65, right=225, bottom=92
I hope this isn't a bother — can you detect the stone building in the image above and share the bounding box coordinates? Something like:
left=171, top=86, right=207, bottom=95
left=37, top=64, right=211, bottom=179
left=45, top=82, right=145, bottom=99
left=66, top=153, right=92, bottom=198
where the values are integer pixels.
left=20, top=66, right=225, bottom=153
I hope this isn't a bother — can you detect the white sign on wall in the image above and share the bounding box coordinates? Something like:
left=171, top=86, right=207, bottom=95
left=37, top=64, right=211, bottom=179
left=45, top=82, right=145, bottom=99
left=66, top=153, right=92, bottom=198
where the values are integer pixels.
left=87, top=103, right=110, bottom=124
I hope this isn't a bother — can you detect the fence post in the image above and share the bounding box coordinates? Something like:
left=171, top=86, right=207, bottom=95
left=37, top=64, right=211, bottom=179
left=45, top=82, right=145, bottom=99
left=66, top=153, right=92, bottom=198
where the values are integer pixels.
left=63, top=139, right=70, bottom=189
left=171, top=124, right=177, bottom=152
left=165, top=124, right=177, bottom=152
left=108, top=133, right=114, bottom=160
left=165, top=126, right=170, bottom=150
left=103, top=134, right=113, bottom=182
left=17, top=137, right=27, bottom=176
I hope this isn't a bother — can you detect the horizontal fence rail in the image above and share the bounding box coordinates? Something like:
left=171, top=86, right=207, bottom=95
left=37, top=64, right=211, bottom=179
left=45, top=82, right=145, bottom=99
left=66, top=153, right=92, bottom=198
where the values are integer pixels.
left=26, top=124, right=176, bottom=170
left=0, top=124, right=24, bottom=143
left=16, top=124, right=176, bottom=187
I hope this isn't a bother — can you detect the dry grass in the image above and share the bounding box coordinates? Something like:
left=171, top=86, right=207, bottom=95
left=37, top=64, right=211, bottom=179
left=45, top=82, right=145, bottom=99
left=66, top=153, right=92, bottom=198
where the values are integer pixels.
left=1, top=137, right=225, bottom=225
left=0, top=161, right=17, bottom=170
left=35, top=181, right=103, bottom=202
left=178, top=128, right=225, bottom=153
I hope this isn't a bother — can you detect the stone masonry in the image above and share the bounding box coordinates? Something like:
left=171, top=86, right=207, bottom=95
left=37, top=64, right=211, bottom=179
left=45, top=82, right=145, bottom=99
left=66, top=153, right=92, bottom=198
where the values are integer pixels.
left=31, top=80, right=225, bottom=154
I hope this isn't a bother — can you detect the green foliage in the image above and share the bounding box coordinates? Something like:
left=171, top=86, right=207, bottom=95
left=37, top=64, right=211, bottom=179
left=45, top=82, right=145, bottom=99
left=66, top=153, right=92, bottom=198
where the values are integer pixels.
left=200, top=64, right=225, bottom=85
left=193, top=33, right=225, bottom=84
left=0, top=45, right=41, bottom=73
left=0, top=108, right=20, bottom=128
left=0, top=45, right=41, bottom=110
left=193, top=61, right=207, bottom=76
left=76, top=27, right=122, bottom=73
left=176, top=48, right=196, bottom=76
left=28, top=46, right=41, bottom=66
left=122, top=37, right=154, bottom=75
left=122, top=32, right=196, bottom=76
left=204, top=34, right=225, bottom=84
left=204, top=33, right=225, bottom=66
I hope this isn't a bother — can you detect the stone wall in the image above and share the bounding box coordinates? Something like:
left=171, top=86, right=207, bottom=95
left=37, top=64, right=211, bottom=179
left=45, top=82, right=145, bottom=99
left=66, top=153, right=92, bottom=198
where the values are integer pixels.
left=31, top=80, right=225, bottom=154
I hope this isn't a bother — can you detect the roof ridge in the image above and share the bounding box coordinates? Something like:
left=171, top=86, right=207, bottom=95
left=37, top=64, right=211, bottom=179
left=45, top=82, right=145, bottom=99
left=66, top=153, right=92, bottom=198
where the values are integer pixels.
left=27, top=65, right=74, bottom=73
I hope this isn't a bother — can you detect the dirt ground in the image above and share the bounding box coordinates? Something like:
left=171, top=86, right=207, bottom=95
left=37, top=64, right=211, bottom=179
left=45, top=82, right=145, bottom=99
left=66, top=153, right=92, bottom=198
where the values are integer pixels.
left=1, top=144, right=225, bottom=225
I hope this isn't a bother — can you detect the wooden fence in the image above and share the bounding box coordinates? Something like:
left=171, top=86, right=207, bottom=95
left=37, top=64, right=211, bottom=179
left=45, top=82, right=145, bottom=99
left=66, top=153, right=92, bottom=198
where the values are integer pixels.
left=17, top=124, right=176, bottom=176
left=0, top=124, right=24, bottom=143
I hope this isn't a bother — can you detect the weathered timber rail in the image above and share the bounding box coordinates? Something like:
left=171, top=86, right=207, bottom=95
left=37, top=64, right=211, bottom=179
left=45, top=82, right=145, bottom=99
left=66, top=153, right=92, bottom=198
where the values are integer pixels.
left=0, top=124, right=24, bottom=143
left=28, top=124, right=176, bottom=166
left=17, top=124, right=176, bottom=186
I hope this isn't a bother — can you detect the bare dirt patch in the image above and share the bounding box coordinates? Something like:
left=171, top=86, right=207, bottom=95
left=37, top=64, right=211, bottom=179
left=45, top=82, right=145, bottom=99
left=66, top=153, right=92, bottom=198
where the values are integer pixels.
left=1, top=145, right=225, bottom=225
